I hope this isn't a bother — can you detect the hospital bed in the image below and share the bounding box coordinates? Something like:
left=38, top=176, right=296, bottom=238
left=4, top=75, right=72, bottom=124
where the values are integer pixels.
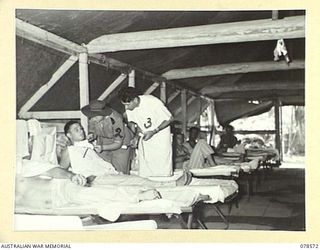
left=15, top=119, right=239, bottom=230
left=189, top=158, right=260, bottom=201
left=246, top=148, right=280, bottom=168
left=212, top=149, right=267, bottom=199
left=15, top=178, right=238, bottom=229
left=131, top=169, right=242, bottom=229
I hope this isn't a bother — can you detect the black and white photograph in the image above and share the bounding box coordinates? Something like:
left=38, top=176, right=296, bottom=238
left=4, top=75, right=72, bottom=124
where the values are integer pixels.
left=13, top=9, right=306, bottom=232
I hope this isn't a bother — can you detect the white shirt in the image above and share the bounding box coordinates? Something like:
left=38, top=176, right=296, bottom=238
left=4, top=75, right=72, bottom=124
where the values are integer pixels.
left=126, top=95, right=173, bottom=177
left=126, top=95, right=172, bottom=133
left=68, top=140, right=118, bottom=177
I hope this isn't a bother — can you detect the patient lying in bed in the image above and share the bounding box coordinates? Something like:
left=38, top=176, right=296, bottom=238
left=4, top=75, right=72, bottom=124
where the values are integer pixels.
left=15, top=172, right=162, bottom=211
left=16, top=121, right=196, bottom=211
left=60, top=121, right=192, bottom=187
left=16, top=120, right=241, bottom=226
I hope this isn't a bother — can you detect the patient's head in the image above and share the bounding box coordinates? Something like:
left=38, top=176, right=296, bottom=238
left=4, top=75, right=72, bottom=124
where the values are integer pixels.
left=64, top=121, right=85, bottom=143
left=175, top=133, right=185, bottom=145
left=189, top=127, right=200, bottom=141
left=118, top=87, right=140, bottom=111
left=225, top=124, right=234, bottom=134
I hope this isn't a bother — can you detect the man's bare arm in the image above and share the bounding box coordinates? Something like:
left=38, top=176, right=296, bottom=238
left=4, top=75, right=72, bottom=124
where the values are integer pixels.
left=42, top=167, right=87, bottom=186
left=59, top=148, right=71, bottom=169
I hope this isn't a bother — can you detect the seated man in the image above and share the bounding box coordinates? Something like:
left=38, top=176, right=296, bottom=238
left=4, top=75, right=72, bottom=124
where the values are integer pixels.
left=174, top=127, right=216, bottom=170
left=173, top=133, right=191, bottom=170
left=216, top=125, right=239, bottom=154
left=60, top=121, right=192, bottom=187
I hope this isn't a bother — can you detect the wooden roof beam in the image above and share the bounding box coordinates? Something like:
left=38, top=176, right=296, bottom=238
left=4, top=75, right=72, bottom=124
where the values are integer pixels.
left=98, top=73, right=127, bottom=100
left=15, top=18, right=211, bottom=102
left=16, top=18, right=86, bottom=55
left=19, top=111, right=81, bottom=120
left=16, top=18, right=166, bottom=78
left=15, top=18, right=167, bottom=81
left=201, top=81, right=304, bottom=95
left=163, top=60, right=304, bottom=80
left=87, top=15, right=305, bottom=53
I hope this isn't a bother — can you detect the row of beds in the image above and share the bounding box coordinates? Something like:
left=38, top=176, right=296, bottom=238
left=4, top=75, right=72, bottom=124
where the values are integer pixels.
left=15, top=121, right=279, bottom=230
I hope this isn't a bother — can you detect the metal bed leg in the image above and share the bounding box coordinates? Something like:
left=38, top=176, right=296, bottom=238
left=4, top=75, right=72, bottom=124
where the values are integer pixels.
left=212, top=205, right=229, bottom=229
left=228, top=199, right=238, bottom=214
left=187, top=213, right=194, bottom=229
left=246, top=173, right=254, bottom=201
left=192, top=204, right=208, bottom=229
left=196, top=218, right=208, bottom=229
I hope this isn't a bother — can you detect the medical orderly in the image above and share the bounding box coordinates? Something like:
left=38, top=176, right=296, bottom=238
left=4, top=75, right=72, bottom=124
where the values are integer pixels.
left=81, top=100, right=133, bottom=174
left=118, top=87, right=173, bottom=177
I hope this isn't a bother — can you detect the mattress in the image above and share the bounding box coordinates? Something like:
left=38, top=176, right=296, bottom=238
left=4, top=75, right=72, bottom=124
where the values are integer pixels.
left=15, top=179, right=238, bottom=221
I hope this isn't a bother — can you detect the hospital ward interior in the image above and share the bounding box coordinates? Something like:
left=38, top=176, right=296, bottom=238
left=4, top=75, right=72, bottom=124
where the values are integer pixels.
left=14, top=10, right=305, bottom=230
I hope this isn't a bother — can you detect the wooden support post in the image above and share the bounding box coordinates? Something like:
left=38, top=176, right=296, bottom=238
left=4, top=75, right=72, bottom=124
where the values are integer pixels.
left=160, top=82, right=166, bottom=104
left=98, top=73, right=127, bottom=100
left=18, top=55, right=78, bottom=118
left=209, top=101, right=216, bottom=145
left=144, top=82, right=159, bottom=95
left=274, top=99, right=282, bottom=160
left=196, top=98, right=201, bottom=125
left=79, top=52, right=90, bottom=134
left=128, top=69, right=135, bottom=87
left=181, top=89, right=188, bottom=137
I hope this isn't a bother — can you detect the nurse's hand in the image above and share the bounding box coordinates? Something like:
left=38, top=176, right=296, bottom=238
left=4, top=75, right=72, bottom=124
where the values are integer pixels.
left=142, top=130, right=155, bottom=141
left=94, top=145, right=103, bottom=153
left=87, top=133, right=96, bottom=142
left=129, top=136, right=140, bottom=148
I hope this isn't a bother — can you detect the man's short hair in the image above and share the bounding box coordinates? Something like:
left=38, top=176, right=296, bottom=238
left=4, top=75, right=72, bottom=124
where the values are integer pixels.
left=225, top=124, right=234, bottom=131
left=175, top=132, right=184, bottom=139
left=64, top=121, right=80, bottom=136
left=189, top=126, right=200, bottom=133
left=118, top=87, right=139, bottom=103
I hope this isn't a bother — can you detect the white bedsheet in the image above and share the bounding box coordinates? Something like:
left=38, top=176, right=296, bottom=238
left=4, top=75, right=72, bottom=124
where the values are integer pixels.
left=131, top=159, right=259, bottom=178
left=190, top=165, right=239, bottom=177
left=15, top=179, right=238, bottom=222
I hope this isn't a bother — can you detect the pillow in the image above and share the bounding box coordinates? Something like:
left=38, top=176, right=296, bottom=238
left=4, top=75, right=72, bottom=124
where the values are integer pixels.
left=30, top=127, right=58, bottom=165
